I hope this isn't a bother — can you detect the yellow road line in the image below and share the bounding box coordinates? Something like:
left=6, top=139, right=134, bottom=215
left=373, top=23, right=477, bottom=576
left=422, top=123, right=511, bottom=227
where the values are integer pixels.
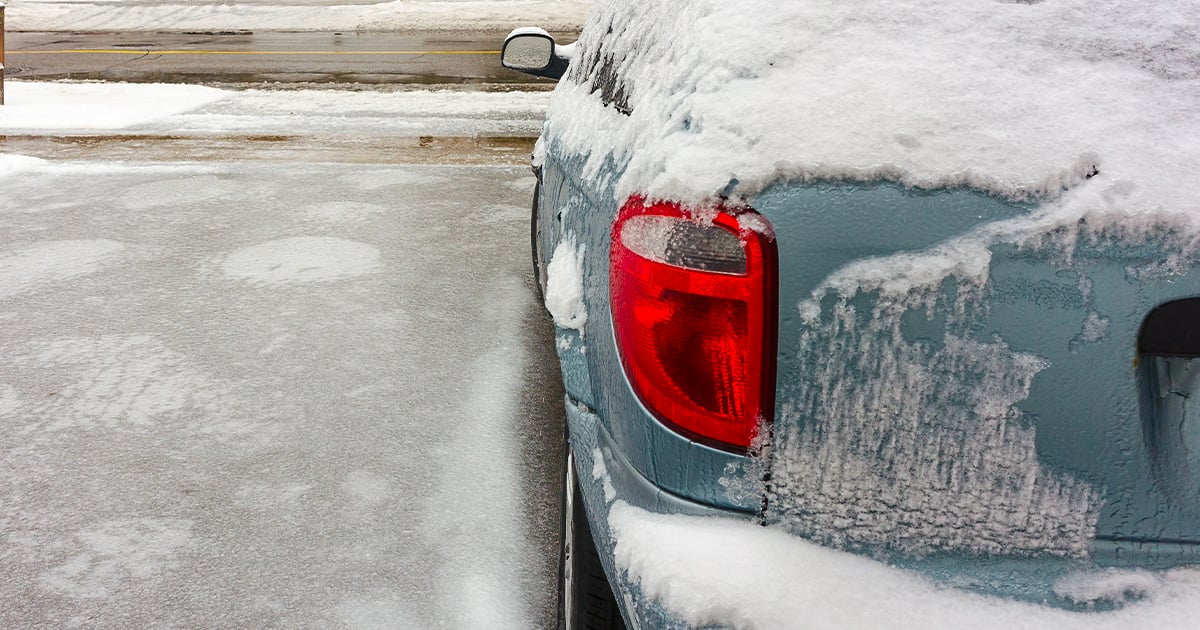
left=9, top=49, right=500, bottom=56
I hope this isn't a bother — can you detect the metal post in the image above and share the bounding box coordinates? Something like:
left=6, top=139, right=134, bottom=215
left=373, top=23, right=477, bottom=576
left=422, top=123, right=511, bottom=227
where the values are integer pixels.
left=1, top=2, right=6, bottom=106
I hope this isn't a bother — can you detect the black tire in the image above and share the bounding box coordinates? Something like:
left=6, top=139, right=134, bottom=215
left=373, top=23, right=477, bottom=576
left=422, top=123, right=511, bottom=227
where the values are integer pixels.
left=531, top=180, right=547, bottom=303
left=559, top=444, right=627, bottom=630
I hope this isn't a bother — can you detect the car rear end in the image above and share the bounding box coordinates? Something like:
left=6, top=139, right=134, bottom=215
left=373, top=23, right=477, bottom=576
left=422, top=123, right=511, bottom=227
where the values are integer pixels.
left=532, top=0, right=1200, bottom=627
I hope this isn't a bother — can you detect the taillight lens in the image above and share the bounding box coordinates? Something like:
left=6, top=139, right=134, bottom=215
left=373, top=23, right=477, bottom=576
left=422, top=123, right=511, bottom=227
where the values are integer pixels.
left=610, top=196, right=778, bottom=452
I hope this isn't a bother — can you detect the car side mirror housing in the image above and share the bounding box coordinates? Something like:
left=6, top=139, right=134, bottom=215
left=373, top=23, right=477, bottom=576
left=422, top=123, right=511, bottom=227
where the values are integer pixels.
left=502, top=27, right=570, bottom=81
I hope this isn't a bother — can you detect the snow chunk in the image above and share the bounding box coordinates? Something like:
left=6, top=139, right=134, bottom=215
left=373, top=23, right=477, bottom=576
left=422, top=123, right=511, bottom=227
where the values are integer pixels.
left=609, top=503, right=1200, bottom=630
left=545, top=234, right=587, bottom=331
left=0, top=82, right=227, bottom=131
left=221, top=236, right=381, bottom=286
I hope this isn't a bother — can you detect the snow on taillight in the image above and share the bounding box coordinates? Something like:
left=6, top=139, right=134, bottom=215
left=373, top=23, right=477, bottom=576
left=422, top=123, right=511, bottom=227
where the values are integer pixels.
left=610, top=196, right=778, bottom=452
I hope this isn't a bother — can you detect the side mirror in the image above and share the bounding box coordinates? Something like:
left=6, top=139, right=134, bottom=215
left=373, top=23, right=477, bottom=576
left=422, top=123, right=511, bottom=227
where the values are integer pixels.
left=502, top=27, right=570, bottom=81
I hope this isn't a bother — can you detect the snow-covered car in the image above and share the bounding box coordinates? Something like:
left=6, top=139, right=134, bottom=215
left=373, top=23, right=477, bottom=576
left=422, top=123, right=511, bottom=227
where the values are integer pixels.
left=505, top=1, right=1200, bottom=628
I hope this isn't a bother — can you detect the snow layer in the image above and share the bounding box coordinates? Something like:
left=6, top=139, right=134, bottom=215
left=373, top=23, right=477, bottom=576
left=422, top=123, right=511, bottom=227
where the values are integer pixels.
left=609, top=503, right=1200, bottom=630
left=0, top=82, right=549, bottom=137
left=599, top=414, right=1156, bottom=625
left=546, top=0, right=1200, bottom=229
left=6, top=0, right=590, bottom=31
left=0, top=83, right=227, bottom=131
left=0, top=153, right=47, bottom=177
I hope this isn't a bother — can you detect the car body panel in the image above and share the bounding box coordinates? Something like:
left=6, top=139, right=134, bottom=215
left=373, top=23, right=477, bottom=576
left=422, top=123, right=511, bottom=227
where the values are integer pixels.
left=540, top=141, right=761, bottom=514
left=525, top=0, right=1200, bottom=622
left=566, top=395, right=744, bottom=630
left=758, top=181, right=1200, bottom=552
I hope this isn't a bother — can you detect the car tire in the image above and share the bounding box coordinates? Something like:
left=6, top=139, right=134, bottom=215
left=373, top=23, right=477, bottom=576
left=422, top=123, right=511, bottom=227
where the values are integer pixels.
left=531, top=180, right=547, bottom=302
left=559, top=442, right=627, bottom=630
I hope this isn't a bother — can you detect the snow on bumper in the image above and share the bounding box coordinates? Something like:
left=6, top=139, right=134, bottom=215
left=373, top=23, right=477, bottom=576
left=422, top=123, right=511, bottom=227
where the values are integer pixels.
left=570, top=399, right=1200, bottom=630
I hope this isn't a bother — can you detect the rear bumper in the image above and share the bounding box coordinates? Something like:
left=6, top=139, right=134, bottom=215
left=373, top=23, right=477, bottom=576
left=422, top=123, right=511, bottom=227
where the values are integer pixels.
left=569, top=394, right=1200, bottom=627
left=566, top=395, right=748, bottom=630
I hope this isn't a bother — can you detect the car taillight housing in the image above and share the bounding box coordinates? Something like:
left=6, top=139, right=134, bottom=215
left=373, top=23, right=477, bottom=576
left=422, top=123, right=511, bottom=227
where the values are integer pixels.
left=610, top=196, right=778, bottom=452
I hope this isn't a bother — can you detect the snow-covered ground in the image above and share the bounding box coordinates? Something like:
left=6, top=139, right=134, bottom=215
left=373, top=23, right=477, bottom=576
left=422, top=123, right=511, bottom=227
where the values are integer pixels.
left=4, top=0, right=590, bottom=31
left=0, top=82, right=549, bottom=137
left=1, top=82, right=562, bottom=628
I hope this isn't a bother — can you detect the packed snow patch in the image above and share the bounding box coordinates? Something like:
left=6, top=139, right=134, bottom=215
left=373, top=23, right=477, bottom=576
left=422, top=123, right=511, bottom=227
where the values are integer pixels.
left=0, top=240, right=125, bottom=300
left=609, top=503, right=1200, bottom=630
left=545, top=234, right=586, bottom=331
left=0, top=82, right=227, bottom=131
left=122, top=175, right=242, bottom=210
left=15, top=334, right=265, bottom=439
left=221, top=236, right=381, bottom=285
left=39, top=518, right=195, bottom=599
left=0, top=384, right=21, bottom=417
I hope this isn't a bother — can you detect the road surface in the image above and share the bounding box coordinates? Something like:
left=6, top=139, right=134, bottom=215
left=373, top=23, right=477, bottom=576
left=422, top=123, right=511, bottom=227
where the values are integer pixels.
left=4, top=30, right=569, bottom=84
left=0, top=41, right=567, bottom=630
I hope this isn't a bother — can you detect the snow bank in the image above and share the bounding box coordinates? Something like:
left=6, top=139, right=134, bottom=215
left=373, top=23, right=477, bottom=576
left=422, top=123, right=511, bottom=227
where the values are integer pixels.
left=0, top=153, right=47, bottom=177
left=5, top=0, right=590, bottom=32
left=0, top=82, right=548, bottom=136
left=546, top=0, right=1200, bottom=233
left=0, top=82, right=227, bottom=130
left=609, top=503, right=1200, bottom=630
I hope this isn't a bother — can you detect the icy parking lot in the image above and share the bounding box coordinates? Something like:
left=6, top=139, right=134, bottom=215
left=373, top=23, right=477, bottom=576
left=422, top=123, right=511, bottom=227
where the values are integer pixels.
left=1, top=84, right=563, bottom=628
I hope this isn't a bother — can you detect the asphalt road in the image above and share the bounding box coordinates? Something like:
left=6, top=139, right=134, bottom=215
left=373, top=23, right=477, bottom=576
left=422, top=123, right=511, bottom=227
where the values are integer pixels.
left=4, top=30, right=568, bottom=85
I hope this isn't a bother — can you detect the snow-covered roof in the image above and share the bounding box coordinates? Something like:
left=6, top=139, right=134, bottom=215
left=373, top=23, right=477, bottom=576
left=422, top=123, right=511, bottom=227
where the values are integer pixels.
left=545, top=0, right=1200, bottom=232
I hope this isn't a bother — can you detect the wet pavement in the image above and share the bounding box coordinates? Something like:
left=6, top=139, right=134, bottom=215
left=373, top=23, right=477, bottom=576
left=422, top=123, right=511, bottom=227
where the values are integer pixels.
left=4, top=31, right=569, bottom=85
left=0, top=134, right=536, bottom=165
left=1, top=29, right=568, bottom=630
left=0, top=158, right=565, bottom=629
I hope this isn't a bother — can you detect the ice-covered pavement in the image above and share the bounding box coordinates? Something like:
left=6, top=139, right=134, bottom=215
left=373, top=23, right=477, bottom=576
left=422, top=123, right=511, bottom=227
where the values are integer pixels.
left=0, top=83, right=563, bottom=627
left=5, top=0, right=590, bottom=32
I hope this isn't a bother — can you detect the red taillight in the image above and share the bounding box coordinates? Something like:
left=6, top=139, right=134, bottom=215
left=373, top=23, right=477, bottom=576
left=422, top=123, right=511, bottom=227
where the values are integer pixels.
left=610, top=196, right=778, bottom=452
